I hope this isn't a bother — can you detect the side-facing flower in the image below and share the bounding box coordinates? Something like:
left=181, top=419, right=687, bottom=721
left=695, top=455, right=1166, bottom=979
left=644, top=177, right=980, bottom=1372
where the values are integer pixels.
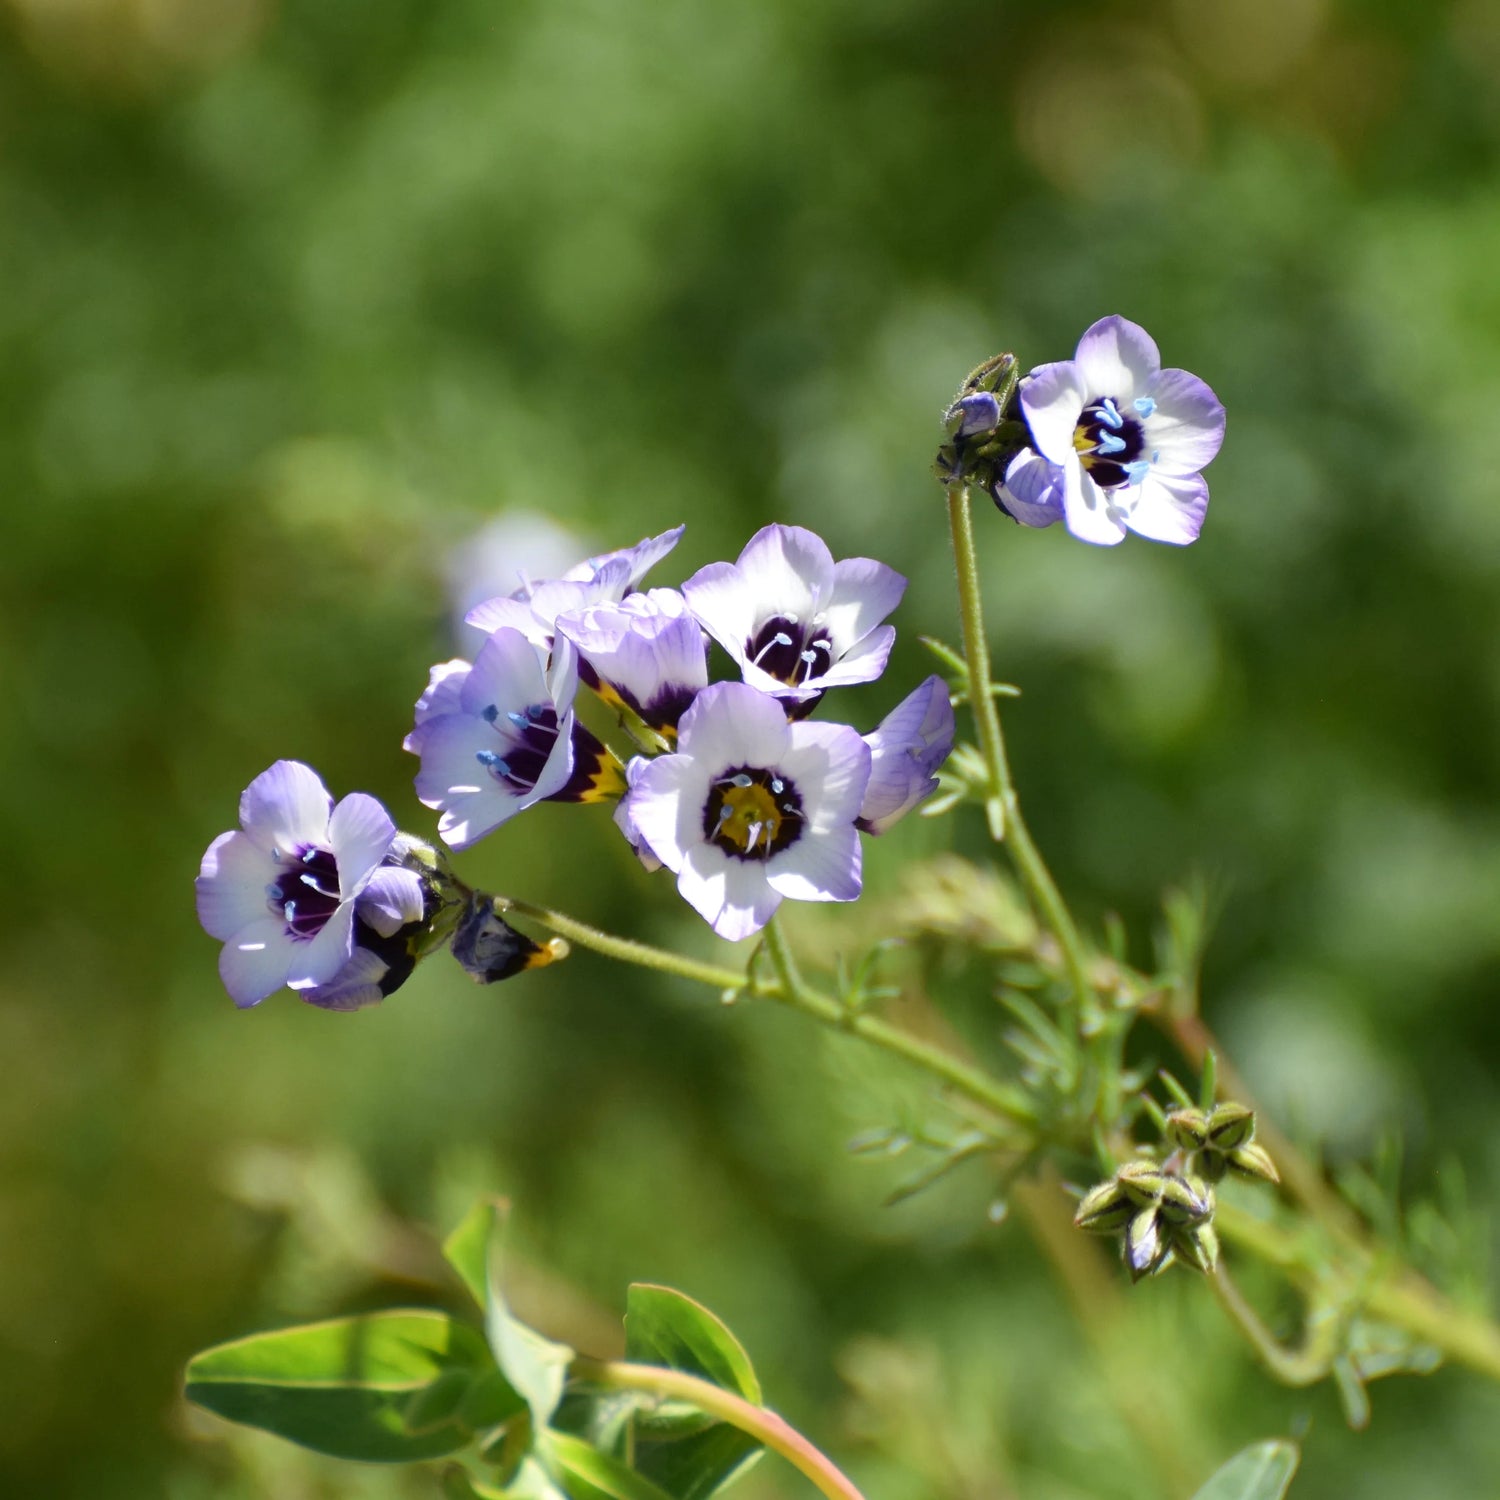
left=555, top=588, right=708, bottom=736
left=856, top=675, right=956, bottom=834
left=623, top=681, right=871, bottom=940
left=195, top=761, right=426, bottom=1008
left=404, top=628, right=621, bottom=851
left=681, top=525, right=906, bottom=710
left=465, top=525, right=685, bottom=648
left=614, top=755, right=663, bottom=872
left=1008, top=315, right=1225, bottom=547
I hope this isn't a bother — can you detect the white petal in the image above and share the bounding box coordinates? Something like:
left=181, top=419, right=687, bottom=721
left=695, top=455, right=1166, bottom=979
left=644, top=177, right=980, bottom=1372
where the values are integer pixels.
left=628, top=753, right=711, bottom=871
left=286, top=901, right=356, bottom=990
left=821, top=557, right=906, bottom=653
left=680, top=560, right=758, bottom=667
left=411, top=715, right=527, bottom=849
left=238, top=761, right=333, bottom=855
left=1122, top=472, right=1209, bottom=546
left=464, top=594, right=547, bottom=640
left=357, top=867, right=426, bottom=937
left=1072, top=316, right=1161, bottom=400
left=196, top=830, right=278, bottom=941
left=780, top=721, right=871, bottom=831
left=1019, top=360, right=1090, bottom=465
left=814, top=625, right=896, bottom=690
left=677, top=843, right=781, bottom=941
left=218, top=916, right=296, bottom=1007
left=329, top=793, right=397, bottom=895
left=677, top=681, right=791, bottom=772
left=766, top=824, right=862, bottom=903
left=1060, top=461, right=1127, bottom=547
left=412, top=660, right=471, bottom=728
left=733, top=525, right=832, bottom=613
left=1143, top=366, right=1226, bottom=474
left=461, top=628, right=549, bottom=717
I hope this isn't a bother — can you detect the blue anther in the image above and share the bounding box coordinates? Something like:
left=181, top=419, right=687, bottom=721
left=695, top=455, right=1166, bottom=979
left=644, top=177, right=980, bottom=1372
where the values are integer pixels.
left=507, top=710, right=529, bottom=728
left=1097, top=397, right=1124, bottom=430
left=481, top=704, right=500, bottom=724
left=1133, top=396, right=1157, bottom=419
left=1096, top=432, right=1127, bottom=455
left=1151, top=449, right=1160, bottom=464
left=1122, top=460, right=1151, bottom=486
left=475, top=750, right=511, bottom=776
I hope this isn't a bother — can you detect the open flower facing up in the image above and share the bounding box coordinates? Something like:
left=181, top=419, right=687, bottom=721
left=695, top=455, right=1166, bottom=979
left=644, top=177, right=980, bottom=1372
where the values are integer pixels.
left=465, top=525, right=685, bottom=649
left=1000, top=316, right=1225, bottom=547
left=623, top=681, right=871, bottom=940
left=556, top=587, right=708, bottom=736
left=857, top=675, right=956, bottom=834
left=681, top=525, right=906, bottom=711
left=195, top=761, right=426, bottom=1008
left=405, top=628, right=621, bottom=851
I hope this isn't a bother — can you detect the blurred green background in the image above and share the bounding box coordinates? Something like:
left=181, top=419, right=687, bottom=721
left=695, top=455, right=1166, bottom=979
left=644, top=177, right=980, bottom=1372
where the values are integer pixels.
left=4, top=0, right=1500, bottom=1495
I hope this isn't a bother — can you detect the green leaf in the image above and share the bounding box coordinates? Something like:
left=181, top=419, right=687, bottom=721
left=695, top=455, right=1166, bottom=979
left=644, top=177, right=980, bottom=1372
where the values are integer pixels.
left=549, top=1432, right=680, bottom=1500
left=619, top=1285, right=763, bottom=1500
left=185, top=1310, right=494, bottom=1463
left=445, top=1196, right=504, bottom=1310
left=1190, top=1440, right=1300, bottom=1500
left=624, top=1286, right=760, bottom=1402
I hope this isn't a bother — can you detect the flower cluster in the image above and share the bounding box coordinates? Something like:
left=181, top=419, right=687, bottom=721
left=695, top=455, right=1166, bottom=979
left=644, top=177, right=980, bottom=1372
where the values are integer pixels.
left=939, top=316, right=1226, bottom=547
left=415, top=522, right=955, bottom=942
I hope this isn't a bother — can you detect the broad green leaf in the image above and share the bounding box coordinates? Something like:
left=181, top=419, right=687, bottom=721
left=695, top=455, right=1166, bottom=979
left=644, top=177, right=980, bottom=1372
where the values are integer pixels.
left=619, top=1285, right=763, bottom=1500
left=549, top=1431, right=679, bottom=1500
left=1190, top=1440, right=1300, bottom=1500
left=624, top=1286, right=760, bottom=1402
left=185, top=1311, right=493, bottom=1463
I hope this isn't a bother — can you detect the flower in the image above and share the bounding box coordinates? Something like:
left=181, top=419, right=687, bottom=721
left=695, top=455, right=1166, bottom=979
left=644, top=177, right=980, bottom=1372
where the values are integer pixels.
left=404, top=628, right=622, bottom=851
left=681, top=524, right=906, bottom=710
left=622, top=681, right=871, bottom=940
left=1002, top=316, right=1225, bottom=546
left=465, top=525, right=685, bottom=648
left=195, top=760, right=426, bottom=1008
left=856, top=675, right=956, bottom=834
left=555, top=588, right=708, bottom=735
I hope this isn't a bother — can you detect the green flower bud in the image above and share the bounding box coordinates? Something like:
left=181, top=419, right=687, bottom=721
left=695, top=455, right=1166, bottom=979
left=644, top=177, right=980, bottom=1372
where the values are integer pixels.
left=1170, top=1221, right=1220, bottom=1275
left=1156, top=1173, right=1214, bottom=1229
left=1227, top=1143, right=1280, bottom=1184
left=1116, top=1159, right=1168, bottom=1208
left=1124, top=1208, right=1172, bottom=1282
left=1207, top=1102, right=1256, bottom=1152
left=1164, top=1107, right=1209, bottom=1153
left=1074, top=1178, right=1135, bottom=1235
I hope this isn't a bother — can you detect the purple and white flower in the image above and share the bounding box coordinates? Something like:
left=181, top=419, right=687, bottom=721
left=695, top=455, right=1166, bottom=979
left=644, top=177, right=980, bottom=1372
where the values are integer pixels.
left=195, top=760, right=426, bottom=1008
left=623, top=681, right=872, bottom=941
left=681, top=525, right=906, bottom=709
left=857, top=676, right=956, bottom=835
left=404, top=628, right=621, bottom=850
left=465, top=525, right=685, bottom=648
left=1000, top=316, right=1225, bottom=547
left=556, top=588, right=708, bottom=735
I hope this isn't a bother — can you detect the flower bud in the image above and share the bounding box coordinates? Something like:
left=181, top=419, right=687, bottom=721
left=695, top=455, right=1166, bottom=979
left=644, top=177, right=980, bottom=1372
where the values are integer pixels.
left=1164, top=1107, right=1210, bottom=1153
left=948, top=391, right=1003, bottom=439
left=1226, top=1143, right=1281, bottom=1185
left=452, top=894, right=568, bottom=983
left=1207, top=1102, right=1256, bottom=1152
left=1125, top=1208, right=1172, bottom=1282
left=1074, top=1178, right=1135, bottom=1235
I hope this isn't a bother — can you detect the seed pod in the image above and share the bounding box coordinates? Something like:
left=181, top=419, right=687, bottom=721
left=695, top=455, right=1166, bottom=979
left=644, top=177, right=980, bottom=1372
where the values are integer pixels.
left=1227, top=1143, right=1281, bottom=1185
left=1157, top=1173, right=1214, bottom=1229
left=1164, top=1107, right=1210, bottom=1153
left=1171, top=1222, right=1220, bottom=1275
left=1074, top=1178, right=1135, bottom=1235
left=1116, top=1159, right=1168, bottom=1208
left=1125, top=1208, right=1171, bottom=1282
left=1206, top=1102, right=1256, bottom=1152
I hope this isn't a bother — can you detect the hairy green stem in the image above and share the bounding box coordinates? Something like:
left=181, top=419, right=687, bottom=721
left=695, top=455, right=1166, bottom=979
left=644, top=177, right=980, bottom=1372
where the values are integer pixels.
left=1209, top=1261, right=1335, bottom=1387
left=944, top=483, right=1092, bottom=1014
left=500, top=898, right=1037, bottom=1127
left=570, top=1357, right=865, bottom=1500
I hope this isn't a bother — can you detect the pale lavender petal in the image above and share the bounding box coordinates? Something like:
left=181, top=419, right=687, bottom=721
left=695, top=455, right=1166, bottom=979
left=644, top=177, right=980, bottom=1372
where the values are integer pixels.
left=627, top=753, right=712, bottom=871
left=614, top=757, right=664, bottom=872
left=238, top=761, right=333, bottom=855
left=779, top=720, right=872, bottom=831
left=680, top=560, right=759, bottom=668
left=568, top=524, right=685, bottom=589
left=1122, top=472, right=1210, bottom=546
left=766, top=823, right=862, bottom=903
left=677, top=843, right=782, bottom=941
left=1143, top=366, right=1226, bottom=474
left=286, top=901, right=356, bottom=990
left=196, top=830, right=278, bottom=941
left=1073, top=315, right=1161, bottom=400
left=813, top=624, right=896, bottom=690
left=411, top=714, right=527, bottom=849
left=301, top=948, right=389, bottom=1011
left=357, top=866, right=426, bottom=938
left=328, top=793, right=397, bottom=896
left=558, top=591, right=708, bottom=727
left=996, top=450, right=1065, bottom=529
left=1061, top=461, right=1127, bottom=547
left=1019, top=360, right=1090, bottom=466
left=460, top=628, right=549, bottom=718
left=859, top=676, right=955, bottom=834
left=822, top=557, right=907, bottom=654
left=676, top=681, right=791, bottom=772
left=218, top=916, right=296, bottom=1008
left=412, top=660, right=471, bottom=729
left=526, top=706, right=580, bottom=804
left=464, top=594, right=547, bottom=639
left=733, top=525, right=832, bottom=614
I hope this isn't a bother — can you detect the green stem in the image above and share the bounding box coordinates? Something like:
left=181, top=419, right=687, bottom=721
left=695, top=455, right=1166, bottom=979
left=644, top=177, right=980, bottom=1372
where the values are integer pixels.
left=501, top=898, right=1037, bottom=1128
left=1209, top=1261, right=1334, bottom=1387
left=944, top=483, right=1092, bottom=1014
left=570, top=1357, right=866, bottom=1500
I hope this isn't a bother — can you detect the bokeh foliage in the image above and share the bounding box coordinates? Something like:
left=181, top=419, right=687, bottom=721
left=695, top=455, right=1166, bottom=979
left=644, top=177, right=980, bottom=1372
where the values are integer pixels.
left=3, top=0, right=1500, bottom=1495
